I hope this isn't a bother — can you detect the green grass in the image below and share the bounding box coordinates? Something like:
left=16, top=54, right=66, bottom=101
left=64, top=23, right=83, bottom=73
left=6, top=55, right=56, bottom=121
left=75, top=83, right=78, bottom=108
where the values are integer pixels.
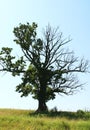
left=0, top=109, right=90, bottom=130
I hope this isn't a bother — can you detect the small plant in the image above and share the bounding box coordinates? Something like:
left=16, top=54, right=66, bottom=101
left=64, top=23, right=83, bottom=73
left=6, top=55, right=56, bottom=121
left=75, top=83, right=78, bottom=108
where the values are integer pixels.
left=51, top=107, right=58, bottom=112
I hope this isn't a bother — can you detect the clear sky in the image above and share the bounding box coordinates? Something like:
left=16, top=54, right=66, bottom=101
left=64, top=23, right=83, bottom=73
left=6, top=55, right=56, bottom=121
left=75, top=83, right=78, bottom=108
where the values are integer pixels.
left=0, top=0, right=90, bottom=111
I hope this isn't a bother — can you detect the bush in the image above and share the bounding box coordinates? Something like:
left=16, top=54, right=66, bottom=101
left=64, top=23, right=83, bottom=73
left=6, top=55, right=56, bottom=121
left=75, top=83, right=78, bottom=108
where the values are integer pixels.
left=77, top=110, right=85, bottom=118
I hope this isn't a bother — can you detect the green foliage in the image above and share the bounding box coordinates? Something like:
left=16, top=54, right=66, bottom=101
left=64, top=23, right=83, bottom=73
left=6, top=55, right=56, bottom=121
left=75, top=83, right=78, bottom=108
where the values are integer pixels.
left=13, top=22, right=37, bottom=50
left=77, top=110, right=85, bottom=118
left=0, top=47, right=26, bottom=76
left=0, top=47, right=15, bottom=69
left=16, top=64, right=39, bottom=97
left=0, top=22, right=89, bottom=111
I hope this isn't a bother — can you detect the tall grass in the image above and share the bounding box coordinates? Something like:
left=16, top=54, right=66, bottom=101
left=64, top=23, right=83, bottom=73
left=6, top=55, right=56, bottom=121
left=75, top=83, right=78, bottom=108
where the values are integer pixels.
left=0, top=109, right=90, bottom=130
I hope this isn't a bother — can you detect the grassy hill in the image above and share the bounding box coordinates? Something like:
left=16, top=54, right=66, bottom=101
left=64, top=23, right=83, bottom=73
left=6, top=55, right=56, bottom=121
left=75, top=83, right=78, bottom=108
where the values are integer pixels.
left=0, top=109, right=90, bottom=130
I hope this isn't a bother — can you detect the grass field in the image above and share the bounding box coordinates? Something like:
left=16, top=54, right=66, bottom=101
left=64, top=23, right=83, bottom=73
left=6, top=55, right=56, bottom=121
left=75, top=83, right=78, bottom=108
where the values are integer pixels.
left=0, top=109, right=90, bottom=130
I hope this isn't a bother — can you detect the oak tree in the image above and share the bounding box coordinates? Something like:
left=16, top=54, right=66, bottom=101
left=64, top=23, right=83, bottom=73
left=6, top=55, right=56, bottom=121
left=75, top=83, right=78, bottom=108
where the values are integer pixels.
left=0, top=22, right=89, bottom=112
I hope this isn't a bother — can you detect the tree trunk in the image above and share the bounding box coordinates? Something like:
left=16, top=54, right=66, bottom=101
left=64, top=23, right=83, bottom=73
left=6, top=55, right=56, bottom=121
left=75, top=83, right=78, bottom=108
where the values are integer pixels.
left=37, top=98, right=48, bottom=112
left=37, top=84, right=48, bottom=112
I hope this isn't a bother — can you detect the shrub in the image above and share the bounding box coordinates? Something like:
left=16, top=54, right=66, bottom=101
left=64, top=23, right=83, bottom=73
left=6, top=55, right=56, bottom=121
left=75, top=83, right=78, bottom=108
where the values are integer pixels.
left=50, top=107, right=58, bottom=112
left=77, top=110, right=85, bottom=118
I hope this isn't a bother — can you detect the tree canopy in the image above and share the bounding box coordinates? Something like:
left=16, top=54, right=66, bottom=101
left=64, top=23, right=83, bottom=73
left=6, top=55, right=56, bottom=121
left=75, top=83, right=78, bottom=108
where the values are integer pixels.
left=0, top=22, right=89, bottom=112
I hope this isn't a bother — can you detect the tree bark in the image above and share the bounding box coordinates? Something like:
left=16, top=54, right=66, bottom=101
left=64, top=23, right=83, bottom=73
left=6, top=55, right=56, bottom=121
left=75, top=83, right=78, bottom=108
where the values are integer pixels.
left=37, top=98, right=48, bottom=112
left=37, top=84, right=48, bottom=112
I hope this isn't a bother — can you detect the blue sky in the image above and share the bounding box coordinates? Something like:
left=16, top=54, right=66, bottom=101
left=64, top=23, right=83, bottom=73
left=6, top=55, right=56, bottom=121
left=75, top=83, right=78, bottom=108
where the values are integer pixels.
left=0, top=0, right=90, bottom=111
